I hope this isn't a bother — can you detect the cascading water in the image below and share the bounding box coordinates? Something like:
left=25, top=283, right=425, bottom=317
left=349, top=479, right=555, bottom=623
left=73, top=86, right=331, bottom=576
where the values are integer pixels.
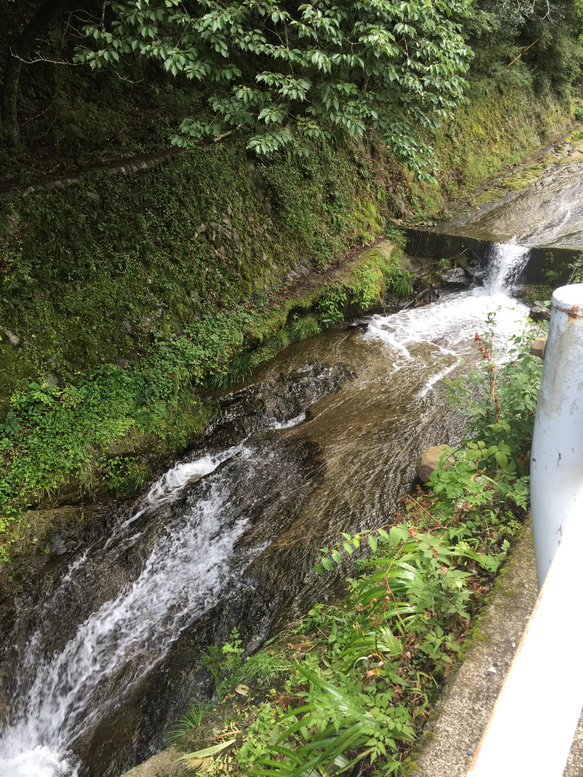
left=0, top=240, right=532, bottom=777
left=0, top=448, right=252, bottom=777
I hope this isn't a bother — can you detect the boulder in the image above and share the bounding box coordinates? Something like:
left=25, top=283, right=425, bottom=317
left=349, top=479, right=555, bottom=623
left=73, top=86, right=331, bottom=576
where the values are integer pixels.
left=416, top=444, right=453, bottom=484
left=206, top=361, right=355, bottom=447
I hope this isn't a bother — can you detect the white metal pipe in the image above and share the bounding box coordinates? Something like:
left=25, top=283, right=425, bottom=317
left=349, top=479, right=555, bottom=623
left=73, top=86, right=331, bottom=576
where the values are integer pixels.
left=466, top=514, right=583, bottom=777
left=466, top=284, right=583, bottom=777
left=530, top=284, right=583, bottom=588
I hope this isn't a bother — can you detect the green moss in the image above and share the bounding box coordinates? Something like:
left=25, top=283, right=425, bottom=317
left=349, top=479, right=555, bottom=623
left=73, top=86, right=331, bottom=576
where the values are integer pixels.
left=407, top=84, right=572, bottom=221
left=0, top=237, right=410, bottom=559
left=0, top=137, right=402, bottom=404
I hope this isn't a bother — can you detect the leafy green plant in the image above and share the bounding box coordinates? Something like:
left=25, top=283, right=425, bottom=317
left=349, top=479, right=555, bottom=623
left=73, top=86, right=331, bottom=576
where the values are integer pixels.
left=289, top=316, right=322, bottom=342
left=388, top=267, right=414, bottom=298
left=103, top=456, right=150, bottom=495
left=317, top=284, right=348, bottom=325
left=347, top=266, right=381, bottom=309
left=569, top=252, right=583, bottom=283
left=250, top=667, right=414, bottom=777
left=202, top=629, right=245, bottom=701
left=77, top=0, right=474, bottom=179
left=236, top=651, right=289, bottom=687
left=447, top=322, right=543, bottom=471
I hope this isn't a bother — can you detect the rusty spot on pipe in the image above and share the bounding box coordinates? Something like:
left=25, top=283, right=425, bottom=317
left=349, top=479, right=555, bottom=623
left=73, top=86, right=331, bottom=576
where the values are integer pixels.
left=553, top=302, right=583, bottom=319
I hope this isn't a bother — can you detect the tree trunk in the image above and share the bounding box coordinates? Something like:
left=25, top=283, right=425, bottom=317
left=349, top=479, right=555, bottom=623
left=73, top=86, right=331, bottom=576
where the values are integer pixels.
left=1, top=0, right=73, bottom=150
left=1, top=57, right=23, bottom=150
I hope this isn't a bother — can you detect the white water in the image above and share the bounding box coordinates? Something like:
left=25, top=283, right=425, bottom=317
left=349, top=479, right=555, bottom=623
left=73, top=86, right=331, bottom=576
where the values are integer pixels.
left=0, top=435, right=271, bottom=777
left=0, top=241, right=531, bottom=777
left=364, top=241, right=530, bottom=394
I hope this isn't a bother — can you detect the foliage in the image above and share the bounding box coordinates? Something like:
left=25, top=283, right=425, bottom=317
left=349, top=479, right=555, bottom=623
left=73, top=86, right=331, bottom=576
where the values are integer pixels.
left=466, top=0, right=583, bottom=94
left=202, top=629, right=245, bottom=701
left=447, top=320, right=543, bottom=472
left=103, top=455, right=151, bottom=494
left=317, top=283, right=348, bottom=325
left=76, top=0, right=474, bottom=179
left=315, top=252, right=414, bottom=327
left=0, top=307, right=253, bottom=531
left=0, top=203, right=412, bottom=553
left=387, top=267, right=414, bottom=298
left=236, top=650, right=289, bottom=686
left=569, top=253, right=583, bottom=283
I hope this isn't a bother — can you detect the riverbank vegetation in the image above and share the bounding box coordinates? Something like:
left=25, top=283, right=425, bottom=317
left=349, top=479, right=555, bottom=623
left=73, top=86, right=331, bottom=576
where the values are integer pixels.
left=166, top=323, right=544, bottom=777
left=0, top=241, right=413, bottom=560
left=0, top=3, right=580, bottom=774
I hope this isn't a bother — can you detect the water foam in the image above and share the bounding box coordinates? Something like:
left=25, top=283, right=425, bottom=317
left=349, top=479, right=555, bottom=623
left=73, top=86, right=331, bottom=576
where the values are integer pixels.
left=364, top=241, right=530, bottom=392
left=0, top=746, right=79, bottom=777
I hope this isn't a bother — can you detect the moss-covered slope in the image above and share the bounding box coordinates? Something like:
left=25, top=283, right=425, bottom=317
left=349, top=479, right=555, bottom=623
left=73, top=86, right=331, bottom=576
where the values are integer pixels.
left=0, top=79, right=573, bottom=561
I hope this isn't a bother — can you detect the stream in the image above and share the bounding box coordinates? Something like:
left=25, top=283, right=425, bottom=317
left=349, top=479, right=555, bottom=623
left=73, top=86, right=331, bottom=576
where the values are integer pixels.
left=0, top=241, right=532, bottom=777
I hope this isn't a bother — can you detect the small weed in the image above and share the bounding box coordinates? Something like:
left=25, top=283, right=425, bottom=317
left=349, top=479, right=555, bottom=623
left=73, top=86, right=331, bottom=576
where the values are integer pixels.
left=317, top=283, right=348, bottom=325
left=202, top=629, right=244, bottom=701
left=236, top=651, right=289, bottom=686
left=166, top=700, right=215, bottom=744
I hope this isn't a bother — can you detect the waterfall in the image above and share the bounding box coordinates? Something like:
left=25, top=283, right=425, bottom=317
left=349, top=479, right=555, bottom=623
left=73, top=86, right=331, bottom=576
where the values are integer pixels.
left=0, top=448, right=257, bottom=777
left=365, top=241, right=530, bottom=389
left=484, top=241, right=530, bottom=294
left=0, top=240, right=532, bottom=777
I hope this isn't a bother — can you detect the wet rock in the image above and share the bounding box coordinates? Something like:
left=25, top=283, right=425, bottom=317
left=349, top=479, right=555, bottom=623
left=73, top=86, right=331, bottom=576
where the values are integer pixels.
left=287, top=262, right=312, bottom=281
left=50, top=534, right=67, bottom=555
left=439, top=267, right=469, bottom=287
left=416, top=444, right=453, bottom=483
left=206, top=361, right=355, bottom=447
left=70, top=436, right=325, bottom=776
left=529, top=301, right=551, bottom=322
left=346, top=319, right=370, bottom=328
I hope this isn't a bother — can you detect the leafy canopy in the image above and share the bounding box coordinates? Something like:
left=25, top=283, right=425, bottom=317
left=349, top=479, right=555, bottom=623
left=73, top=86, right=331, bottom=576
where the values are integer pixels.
left=76, top=0, right=473, bottom=179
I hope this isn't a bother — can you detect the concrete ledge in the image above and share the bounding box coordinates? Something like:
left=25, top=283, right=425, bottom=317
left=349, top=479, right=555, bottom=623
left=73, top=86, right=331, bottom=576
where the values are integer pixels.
left=411, top=523, right=583, bottom=777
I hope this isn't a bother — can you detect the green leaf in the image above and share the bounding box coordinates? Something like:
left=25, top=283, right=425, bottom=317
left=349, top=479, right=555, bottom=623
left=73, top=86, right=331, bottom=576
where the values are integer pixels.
left=173, top=738, right=236, bottom=762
